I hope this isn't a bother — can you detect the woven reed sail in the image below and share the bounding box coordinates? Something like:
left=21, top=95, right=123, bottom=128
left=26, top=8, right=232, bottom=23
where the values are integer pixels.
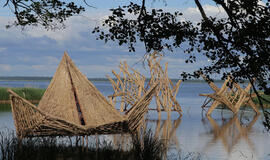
left=200, top=75, right=259, bottom=116
left=8, top=52, right=157, bottom=138
left=38, top=52, right=126, bottom=126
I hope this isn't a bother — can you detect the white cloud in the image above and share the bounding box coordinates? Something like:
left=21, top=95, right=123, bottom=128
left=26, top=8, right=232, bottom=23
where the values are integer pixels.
left=16, top=56, right=59, bottom=65
left=203, top=4, right=225, bottom=14
left=31, top=64, right=57, bottom=71
left=183, top=4, right=226, bottom=22
left=44, top=56, right=59, bottom=65
left=186, top=7, right=199, bottom=14
left=118, top=57, right=142, bottom=64
left=0, top=4, right=215, bottom=78
left=258, top=1, right=266, bottom=6
left=31, top=65, right=44, bottom=69
left=0, top=64, right=11, bottom=71
left=102, top=54, right=145, bottom=65
left=23, top=10, right=110, bottom=43
left=163, top=57, right=185, bottom=64
left=105, top=56, right=114, bottom=62
left=79, top=47, right=102, bottom=52
left=0, top=47, right=6, bottom=52
left=185, top=4, right=225, bottom=15
left=1, top=64, right=57, bottom=76
left=17, top=57, right=31, bottom=62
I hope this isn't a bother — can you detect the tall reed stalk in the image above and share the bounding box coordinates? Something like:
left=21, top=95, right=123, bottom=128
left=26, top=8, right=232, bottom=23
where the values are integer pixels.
left=0, top=130, right=168, bottom=160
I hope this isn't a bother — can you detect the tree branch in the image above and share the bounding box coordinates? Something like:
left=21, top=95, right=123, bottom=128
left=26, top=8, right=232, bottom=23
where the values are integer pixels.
left=194, top=0, right=208, bottom=20
left=3, top=0, right=10, bottom=7
left=213, top=0, right=239, bottom=28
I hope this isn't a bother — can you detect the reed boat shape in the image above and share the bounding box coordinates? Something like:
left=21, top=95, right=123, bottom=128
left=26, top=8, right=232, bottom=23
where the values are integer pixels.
left=8, top=52, right=157, bottom=138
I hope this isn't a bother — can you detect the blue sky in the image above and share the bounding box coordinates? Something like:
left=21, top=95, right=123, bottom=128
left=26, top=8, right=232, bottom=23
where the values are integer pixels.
left=0, top=0, right=223, bottom=78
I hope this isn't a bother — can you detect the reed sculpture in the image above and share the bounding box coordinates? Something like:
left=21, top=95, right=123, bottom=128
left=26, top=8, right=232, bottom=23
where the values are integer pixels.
left=107, top=51, right=182, bottom=115
left=200, top=75, right=259, bottom=116
left=9, top=52, right=157, bottom=138
left=107, top=61, right=146, bottom=112
left=147, top=51, right=182, bottom=114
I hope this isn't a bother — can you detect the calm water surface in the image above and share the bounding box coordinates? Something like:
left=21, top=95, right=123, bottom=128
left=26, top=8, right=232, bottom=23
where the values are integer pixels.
left=0, top=80, right=270, bottom=160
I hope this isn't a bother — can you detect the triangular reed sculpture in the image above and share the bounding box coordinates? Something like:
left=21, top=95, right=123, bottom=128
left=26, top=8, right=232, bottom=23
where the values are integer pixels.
left=200, top=75, right=259, bottom=116
left=107, top=51, right=182, bottom=115
left=8, top=52, right=157, bottom=138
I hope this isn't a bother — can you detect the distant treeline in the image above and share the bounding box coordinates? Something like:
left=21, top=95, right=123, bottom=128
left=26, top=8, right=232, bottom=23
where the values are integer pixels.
left=0, top=76, right=211, bottom=83
left=0, top=76, right=52, bottom=81
left=1, top=76, right=259, bottom=84
left=0, top=76, right=114, bottom=82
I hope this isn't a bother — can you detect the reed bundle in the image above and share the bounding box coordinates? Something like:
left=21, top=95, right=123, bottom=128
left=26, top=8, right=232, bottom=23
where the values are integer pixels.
left=200, top=75, right=259, bottom=115
left=107, top=51, right=182, bottom=115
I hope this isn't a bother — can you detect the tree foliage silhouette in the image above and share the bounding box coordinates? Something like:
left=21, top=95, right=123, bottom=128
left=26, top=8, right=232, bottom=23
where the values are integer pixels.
left=93, top=0, right=270, bottom=129
left=2, top=0, right=86, bottom=29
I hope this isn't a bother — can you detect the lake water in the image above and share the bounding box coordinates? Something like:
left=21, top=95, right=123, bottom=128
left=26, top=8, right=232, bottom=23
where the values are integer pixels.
left=0, top=80, right=270, bottom=160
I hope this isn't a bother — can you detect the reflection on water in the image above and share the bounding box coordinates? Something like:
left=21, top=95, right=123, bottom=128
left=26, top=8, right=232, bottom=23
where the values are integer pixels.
left=150, top=115, right=182, bottom=150
left=111, top=111, right=270, bottom=159
left=111, top=133, right=132, bottom=151
left=202, top=114, right=258, bottom=155
left=111, top=116, right=182, bottom=151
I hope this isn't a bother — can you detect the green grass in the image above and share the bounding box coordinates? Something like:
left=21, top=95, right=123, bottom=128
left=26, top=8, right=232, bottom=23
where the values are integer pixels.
left=0, top=87, right=45, bottom=101
left=0, top=104, right=11, bottom=112
left=252, top=93, right=270, bottom=106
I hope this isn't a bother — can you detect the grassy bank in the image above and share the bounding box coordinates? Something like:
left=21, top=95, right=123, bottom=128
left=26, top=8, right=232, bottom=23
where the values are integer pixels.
left=0, top=130, right=168, bottom=160
left=0, top=87, right=45, bottom=102
left=252, top=93, right=270, bottom=107
left=0, top=104, right=11, bottom=112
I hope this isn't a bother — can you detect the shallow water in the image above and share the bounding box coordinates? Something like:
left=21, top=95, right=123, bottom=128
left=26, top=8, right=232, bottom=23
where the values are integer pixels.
left=0, top=80, right=270, bottom=160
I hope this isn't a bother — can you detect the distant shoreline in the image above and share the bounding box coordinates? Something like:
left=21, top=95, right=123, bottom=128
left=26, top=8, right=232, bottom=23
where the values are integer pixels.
left=0, top=76, right=227, bottom=83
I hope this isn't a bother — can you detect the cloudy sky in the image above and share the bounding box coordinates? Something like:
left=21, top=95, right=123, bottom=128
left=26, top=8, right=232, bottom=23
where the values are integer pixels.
left=0, top=0, right=224, bottom=78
